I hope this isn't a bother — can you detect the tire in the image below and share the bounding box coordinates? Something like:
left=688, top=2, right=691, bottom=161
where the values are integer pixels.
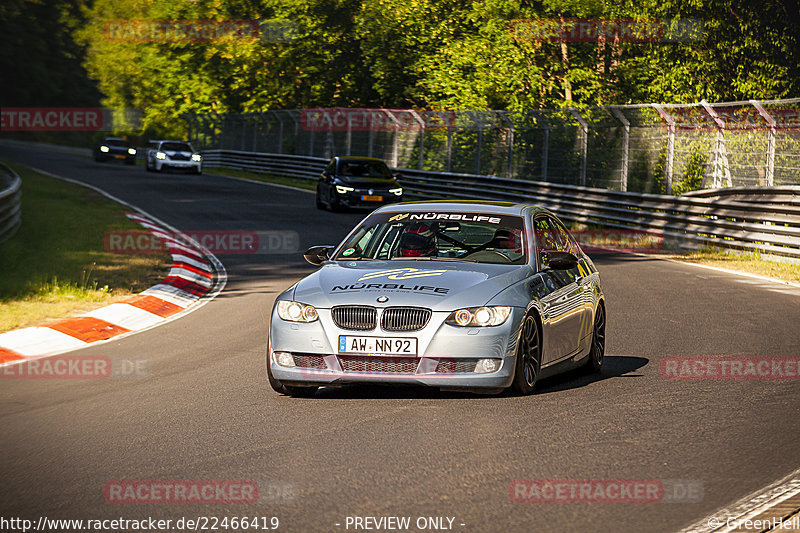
left=284, top=384, right=319, bottom=397
left=266, top=351, right=289, bottom=394
left=512, top=312, right=542, bottom=395
left=316, top=190, right=325, bottom=210
left=583, top=303, right=605, bottom=374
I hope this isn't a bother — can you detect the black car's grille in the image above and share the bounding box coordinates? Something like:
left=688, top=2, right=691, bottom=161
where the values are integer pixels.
left=292, top=354, right=327, bottom=369
left=339, top=356, right=418, bottom=374
left=332, top=306, right=377, bottom=331
left=169, top=153, right=190, bottom=160
left=435, top=359, right=478, bottom=373
left=381, top=307, right=431, bottom=332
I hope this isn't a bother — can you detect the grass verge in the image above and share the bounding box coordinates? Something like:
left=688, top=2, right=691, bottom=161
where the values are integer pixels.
left=0, top=161, right=171, bottom=333
left=206, top=166, right=317, bottom=191
left=655, top=248, right=800, bottom=285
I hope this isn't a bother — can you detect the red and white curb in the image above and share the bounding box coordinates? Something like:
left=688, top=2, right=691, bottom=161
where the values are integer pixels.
left=0, top=174, right=227, bottom=366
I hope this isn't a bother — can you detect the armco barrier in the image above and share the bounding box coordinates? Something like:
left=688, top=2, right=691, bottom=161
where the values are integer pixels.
left=0, top=162, right=22, bottom=243
left=201, top=149, right=800, bottom=260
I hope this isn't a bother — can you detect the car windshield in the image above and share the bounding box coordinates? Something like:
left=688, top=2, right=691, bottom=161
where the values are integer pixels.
left=338, top=160, right=392, bottom=178
left=104, top=139, right=127, bottom=146
left=335, top=211, right=526, bottom=264
left=161, top=142, right=192, bottom=152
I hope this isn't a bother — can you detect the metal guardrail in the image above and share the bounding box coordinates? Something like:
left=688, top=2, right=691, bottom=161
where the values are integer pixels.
left=0, top=162, right=22, bottom=243
left=202, top=149, right=800, bottom=259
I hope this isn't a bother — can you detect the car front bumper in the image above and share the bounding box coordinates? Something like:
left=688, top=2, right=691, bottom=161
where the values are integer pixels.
left=338, top=192, right=403, bottom=208
left=268, top=307, right=523, bottom=389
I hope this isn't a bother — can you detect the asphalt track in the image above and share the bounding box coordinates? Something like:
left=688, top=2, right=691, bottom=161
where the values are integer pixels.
left=0, top=143, right=799, bottom=533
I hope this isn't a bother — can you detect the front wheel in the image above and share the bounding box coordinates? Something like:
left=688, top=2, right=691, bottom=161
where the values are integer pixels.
left=512, top=312, right=541, bottom=395
left=316, top=187, right=325, bottom=210
left=583, top=304, right=605, bottom=374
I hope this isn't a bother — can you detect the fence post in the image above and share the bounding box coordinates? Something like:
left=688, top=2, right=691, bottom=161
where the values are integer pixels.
left=269, top=111, right=283, bottom=153
left=385, top=110, right=400, bottom=168
left=497, top=111, right=514, bottom=178
left=408, top=110, right=426, bottom=170
left=609, top=107, right=629, bottom=191
left=532, top=111, right=549, bottom=181
left=474, top=112, right=483, bottom=175
left=701, top=99, right=732, bottom=188
left=446, top=125, right=453, bottom=173
left=653, top=104, right=675, bottom=194
left=568, top=108, right=588, bottom=186
left=345, top=109, right=352, bottom=156
left=750, top=99, right=776, bottom=186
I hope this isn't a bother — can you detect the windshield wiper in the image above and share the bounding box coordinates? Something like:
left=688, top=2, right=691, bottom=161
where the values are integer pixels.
left=389, top=256, right=478, bottom=262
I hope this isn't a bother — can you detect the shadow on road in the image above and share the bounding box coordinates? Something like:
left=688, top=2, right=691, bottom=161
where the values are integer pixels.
left=293, top=355, right=648, bottom=400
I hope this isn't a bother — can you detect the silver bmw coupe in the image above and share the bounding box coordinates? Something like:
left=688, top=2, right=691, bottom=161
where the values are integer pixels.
left=267, top=201, right=605, bottom=396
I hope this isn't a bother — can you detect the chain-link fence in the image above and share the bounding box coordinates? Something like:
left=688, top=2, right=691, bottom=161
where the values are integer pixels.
left=183, top=98, right=800, bottom=193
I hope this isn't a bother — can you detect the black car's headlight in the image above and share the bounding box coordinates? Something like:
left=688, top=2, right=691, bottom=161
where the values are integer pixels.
left=389, top=187, right=403, bottom=196
left=335, top=185, right=354, bottom=194
left=128, top=148, right=136, bottom=155
left=277, top=300, right=319, bottom=322
left=446, top=306, right=511, bottom=327
left=100, top=145, right=109, bottom=153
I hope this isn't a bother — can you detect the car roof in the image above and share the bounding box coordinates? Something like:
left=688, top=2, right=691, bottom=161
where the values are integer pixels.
left=334, top=156, right=386, bottom=164
left=374, top=200, right=550, bottom=217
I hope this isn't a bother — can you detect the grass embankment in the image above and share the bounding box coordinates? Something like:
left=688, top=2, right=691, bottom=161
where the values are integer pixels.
left=0, top=161, right=171, bottom=332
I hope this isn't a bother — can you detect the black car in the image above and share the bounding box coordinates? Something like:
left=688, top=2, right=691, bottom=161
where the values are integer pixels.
left=94, top=137, right=136, bottom=165
left=316, top=156, right=404, bottom=211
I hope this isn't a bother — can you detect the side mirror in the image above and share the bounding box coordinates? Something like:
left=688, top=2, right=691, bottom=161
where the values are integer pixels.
left=304, top=245, right=334, bottom=266
left=543, top=251, right=578, bottom=271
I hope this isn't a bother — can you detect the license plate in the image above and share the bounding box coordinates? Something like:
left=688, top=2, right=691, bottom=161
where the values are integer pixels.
left=114, top=155, right=125, bottom=159
left=338, top=336, right=417, bottom=356
left=362, top=195, right=383, bottom=202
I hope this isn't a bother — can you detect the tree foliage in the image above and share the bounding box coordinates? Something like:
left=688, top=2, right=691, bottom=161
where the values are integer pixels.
left=3, top=0, right=798, bottom=136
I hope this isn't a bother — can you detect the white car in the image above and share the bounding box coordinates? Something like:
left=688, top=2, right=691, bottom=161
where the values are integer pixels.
left=145, top=140, right=202, bottom=174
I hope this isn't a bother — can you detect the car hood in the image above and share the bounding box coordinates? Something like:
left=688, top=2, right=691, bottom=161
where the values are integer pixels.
left=337, top=176, right=397, bottom=188
left=292, top=260, right=531, bottom=311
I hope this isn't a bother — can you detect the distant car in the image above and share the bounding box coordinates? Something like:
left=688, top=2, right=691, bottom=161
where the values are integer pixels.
left=145, top=140, right=202, bottom=174
left=94, top=137, right=136, bottom=165
left=316, top=156, right=403, bottom=211
left=267, top=201, right=606, bottom=397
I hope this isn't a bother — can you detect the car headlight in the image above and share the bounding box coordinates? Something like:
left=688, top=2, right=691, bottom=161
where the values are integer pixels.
left=155, top=151, right=166, bottom=160
left=446, top=306, right=512, bottom=327
left=99, top=145, right=109, bottom=153
left=191, top=153, right=202, bottom=161
left=127, top=148, right=136, bottom=155
left=277, top=300, right=319, bottom=322
left=389, top=187, right=403, bottom=196
left=335, top=185, right=354, bottom=194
